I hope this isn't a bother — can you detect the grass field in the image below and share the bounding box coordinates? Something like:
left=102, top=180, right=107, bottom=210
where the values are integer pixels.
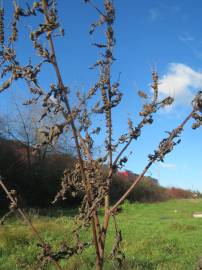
left=1, top=199, right=202, bottom=270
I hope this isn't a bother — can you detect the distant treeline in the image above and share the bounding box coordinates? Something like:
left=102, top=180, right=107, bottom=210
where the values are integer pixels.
left=0, top=137, right=200, bottom=210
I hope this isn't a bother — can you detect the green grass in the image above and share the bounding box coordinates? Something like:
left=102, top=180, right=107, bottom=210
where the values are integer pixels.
left=1, top=199, right=202, bottom=269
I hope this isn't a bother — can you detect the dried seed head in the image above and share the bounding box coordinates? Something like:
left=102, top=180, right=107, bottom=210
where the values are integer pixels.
left=138, top=90, right=147, bottom=99
left=192, top=91, right=202, bottom=112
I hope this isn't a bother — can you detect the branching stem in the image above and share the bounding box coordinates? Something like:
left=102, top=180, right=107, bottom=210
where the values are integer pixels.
left=41, top=0, right=102, bottom=260
left=0, top=178, right=63, bottom=270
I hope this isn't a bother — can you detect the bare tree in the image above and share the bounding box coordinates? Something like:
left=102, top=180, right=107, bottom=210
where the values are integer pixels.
left=0, top=1, right=202, bottom=270
left=6, top=101, right=39, bottom=171
left=3, top=94, right=73, bottom=163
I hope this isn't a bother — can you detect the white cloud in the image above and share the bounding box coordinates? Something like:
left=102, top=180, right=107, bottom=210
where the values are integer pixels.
left=159, top=162, right=176, bottom=169
left=178, top=32, right=194, bottom=42
left=149, top=4, right=180, bottom=22
left=158, top=63, right=202, bottom=106
left=149, top=8, right=159, bottom=21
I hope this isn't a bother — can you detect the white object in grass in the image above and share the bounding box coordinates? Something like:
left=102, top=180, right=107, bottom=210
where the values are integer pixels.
left=193, top=212, right=202, bottom=218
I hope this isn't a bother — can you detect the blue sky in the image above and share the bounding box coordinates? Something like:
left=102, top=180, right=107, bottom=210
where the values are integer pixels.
left=1, top=0, right=202, bottom=191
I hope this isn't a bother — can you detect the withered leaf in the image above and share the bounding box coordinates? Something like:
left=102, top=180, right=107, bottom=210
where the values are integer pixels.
left=138, top=90, right=147, bottom=99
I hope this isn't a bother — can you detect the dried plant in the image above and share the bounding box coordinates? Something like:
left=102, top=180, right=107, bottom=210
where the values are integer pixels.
left=0, top=1, right=202, bottom=270
left=0, top=177, right=63, bottom=270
